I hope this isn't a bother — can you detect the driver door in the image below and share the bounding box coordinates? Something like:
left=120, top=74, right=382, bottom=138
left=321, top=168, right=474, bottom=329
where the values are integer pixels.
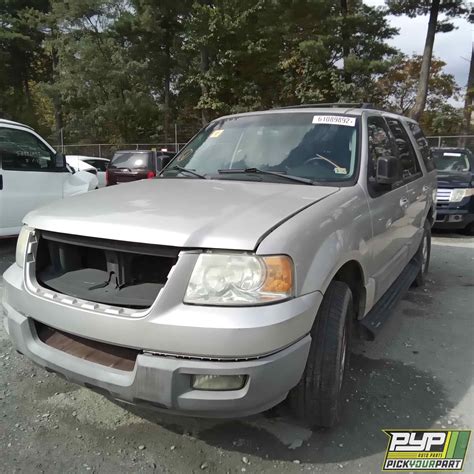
left=0, top=126, right=68, bottom=236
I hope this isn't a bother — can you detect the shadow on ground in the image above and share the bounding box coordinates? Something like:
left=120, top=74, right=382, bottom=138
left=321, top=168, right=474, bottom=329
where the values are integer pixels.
left=119, top=350, right=451, bottom=464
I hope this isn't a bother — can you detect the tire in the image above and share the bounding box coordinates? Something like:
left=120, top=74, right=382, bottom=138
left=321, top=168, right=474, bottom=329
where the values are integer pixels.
left=288, top=280, right=352, bottom=428
left=413, top=220, right=431, bottom=287
left=464, top=222, right=474, bottom=236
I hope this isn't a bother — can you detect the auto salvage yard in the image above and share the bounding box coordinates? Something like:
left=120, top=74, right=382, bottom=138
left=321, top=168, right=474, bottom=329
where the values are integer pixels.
left=1, top=232, right=473, bottom=474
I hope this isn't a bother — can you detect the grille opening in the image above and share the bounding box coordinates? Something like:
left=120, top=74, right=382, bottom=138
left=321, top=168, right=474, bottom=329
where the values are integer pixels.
left=35, top=320, right=139, bottom=371
left=35, top=231, right=179, bottom=309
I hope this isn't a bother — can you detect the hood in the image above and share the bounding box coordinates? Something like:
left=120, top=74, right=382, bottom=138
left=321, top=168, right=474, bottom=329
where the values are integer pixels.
left=25, top=178, right=339, bottom=250
left=437, top=171, right=473, bottom=189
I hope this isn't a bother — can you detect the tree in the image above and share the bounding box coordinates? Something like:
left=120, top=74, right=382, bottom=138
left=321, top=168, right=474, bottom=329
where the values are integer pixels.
left=461, top=45, right=473, bottom=139
left=0, top=0, right=52, bottom=132
left=387, top=0, right=469, bottom=121
left=376, top=55, right=460, bottom=114
left=421, top=103, right=464, bottom=136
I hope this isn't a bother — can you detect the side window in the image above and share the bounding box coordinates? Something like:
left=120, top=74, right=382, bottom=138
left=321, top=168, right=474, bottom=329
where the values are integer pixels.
left=367, top=116, right=399, bottom=194
left=386, top=118, right=421, bottom=181
left=407, top=122, right=435, bottom=172
left=0, top=128, right=57, bottom=171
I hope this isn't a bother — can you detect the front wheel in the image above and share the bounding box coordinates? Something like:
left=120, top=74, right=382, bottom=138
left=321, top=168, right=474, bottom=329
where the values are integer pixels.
left=288, top=281, right=352, bottom=427
left=464, top=221, right=474, bottom=236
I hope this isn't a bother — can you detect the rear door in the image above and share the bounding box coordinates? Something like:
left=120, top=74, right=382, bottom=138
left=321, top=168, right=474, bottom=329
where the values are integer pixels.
left=365, top=115, right=411, bottom=300
left=0, top=125, right=68, bottom=236
left=386, top=117, right=431, bottom=259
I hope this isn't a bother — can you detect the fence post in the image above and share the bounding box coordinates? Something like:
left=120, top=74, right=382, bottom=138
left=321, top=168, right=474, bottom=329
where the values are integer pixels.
left=98, top=144, right=102, bottom=157
left=438, top=136, right=442, bottom=148
left=174, top=123, right=178, bottom=152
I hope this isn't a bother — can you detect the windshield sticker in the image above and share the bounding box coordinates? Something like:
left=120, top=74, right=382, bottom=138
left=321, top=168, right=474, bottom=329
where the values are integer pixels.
left=334, top=167, right=348, bottom=175
left=210, top=129, right=224, bottom=138
left=443, top=152, right=461, bottom=157
left=312, top=115, right=356, bottom=127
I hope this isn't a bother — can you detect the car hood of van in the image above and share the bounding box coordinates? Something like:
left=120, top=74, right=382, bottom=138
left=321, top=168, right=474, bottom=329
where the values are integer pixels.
left=24, top=178, right=339, bottom=250
left=437, top=171, right=473, bottom=189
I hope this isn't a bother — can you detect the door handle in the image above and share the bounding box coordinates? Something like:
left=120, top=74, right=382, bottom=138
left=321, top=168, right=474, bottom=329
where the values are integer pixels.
left=400, top=197, right=409, bottom=208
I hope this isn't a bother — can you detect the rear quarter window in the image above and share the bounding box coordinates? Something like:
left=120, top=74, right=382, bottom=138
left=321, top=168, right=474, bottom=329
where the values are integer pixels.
left=84, top=159, right=109, bottom=171
left=407, top=122, right=435, bottom=172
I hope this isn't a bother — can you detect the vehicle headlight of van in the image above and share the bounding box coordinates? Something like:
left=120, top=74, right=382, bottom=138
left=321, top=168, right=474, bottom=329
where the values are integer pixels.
left=16, top=226, right=34, bottom=268
left=450, top=188, right=474, bottom=203
left=184, top=253, right=293, bottom=306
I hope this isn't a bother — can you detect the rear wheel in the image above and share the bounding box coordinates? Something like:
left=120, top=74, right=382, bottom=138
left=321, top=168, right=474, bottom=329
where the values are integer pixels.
left=413, top=220, right=431, bottom=287
left=288, top=281, right=352, bottom=427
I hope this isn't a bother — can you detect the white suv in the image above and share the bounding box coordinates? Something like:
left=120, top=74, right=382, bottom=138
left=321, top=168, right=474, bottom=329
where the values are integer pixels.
left=0, top=119, right=98, bottom=237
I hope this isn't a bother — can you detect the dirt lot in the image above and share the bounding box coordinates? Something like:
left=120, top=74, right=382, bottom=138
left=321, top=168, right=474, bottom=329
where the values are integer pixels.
left=0, top=233, right=473, bottom=474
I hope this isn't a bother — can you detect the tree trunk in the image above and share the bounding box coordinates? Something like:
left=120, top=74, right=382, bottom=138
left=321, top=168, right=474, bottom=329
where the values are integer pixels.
left=410, top=0, right=440, bottom=121
left=340, top=0, right=351, bottom=85
left=163, top=39, right=171, bottom=144
left=200, top=46, right=210, bottom=125
left=459, top=46, right=473, bottom=147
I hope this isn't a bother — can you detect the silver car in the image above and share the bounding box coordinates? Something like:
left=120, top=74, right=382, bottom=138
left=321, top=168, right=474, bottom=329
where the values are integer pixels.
left=2, top=105, right=436, bottom=427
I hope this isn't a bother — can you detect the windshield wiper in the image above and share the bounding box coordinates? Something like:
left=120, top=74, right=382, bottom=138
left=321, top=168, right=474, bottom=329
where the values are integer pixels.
left=165, top=165, right=207, bottom=179
left=218, top=167, right=314, bottom=185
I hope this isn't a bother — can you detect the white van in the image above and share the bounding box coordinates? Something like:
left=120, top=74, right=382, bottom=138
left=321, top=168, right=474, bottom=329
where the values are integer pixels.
left=0, top=119, right=98, bottom=237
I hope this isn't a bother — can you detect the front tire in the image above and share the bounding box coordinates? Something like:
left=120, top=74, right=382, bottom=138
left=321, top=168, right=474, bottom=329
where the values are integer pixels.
left=288, top=281, right=352, bottom=428
left=464, top=222, right=474, bottom=236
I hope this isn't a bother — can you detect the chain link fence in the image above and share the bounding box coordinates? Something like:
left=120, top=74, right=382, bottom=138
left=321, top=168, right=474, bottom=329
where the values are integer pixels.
left=58, top=135, right=474, bottom=159
left=59, top=143, right=188, bottom=159
left=426, top=135, right=474, bottom=152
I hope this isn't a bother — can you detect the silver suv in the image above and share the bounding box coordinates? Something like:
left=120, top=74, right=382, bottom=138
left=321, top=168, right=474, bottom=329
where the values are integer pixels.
left=2, top=105, right=436, bottom=427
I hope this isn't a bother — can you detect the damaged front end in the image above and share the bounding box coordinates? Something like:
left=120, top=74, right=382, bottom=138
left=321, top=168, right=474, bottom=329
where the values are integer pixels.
left=33, top=231, right=179, bottom=310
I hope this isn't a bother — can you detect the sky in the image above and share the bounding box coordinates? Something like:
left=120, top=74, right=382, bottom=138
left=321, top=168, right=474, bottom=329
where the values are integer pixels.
left=364, top=0, right=472, bottom=92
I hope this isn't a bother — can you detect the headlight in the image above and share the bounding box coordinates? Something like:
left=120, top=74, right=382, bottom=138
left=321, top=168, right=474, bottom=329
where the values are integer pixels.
left=450, top=188, right=474, bottom=203
left=184, top=253, right=293, bottom=306
left=15, top=226, right=34, bottom=268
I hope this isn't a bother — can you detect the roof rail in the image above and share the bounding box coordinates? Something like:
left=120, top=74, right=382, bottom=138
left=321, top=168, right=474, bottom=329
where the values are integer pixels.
left=0, top=118, right=35, bottom=130
left=274, top=102, right=378, bottom=110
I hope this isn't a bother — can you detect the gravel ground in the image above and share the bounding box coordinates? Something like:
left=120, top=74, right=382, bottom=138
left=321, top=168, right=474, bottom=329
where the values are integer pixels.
left=0, top=232, right=473, bottom=474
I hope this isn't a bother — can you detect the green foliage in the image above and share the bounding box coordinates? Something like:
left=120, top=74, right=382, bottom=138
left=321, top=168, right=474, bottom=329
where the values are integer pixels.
left=0, top=0, right=463, bottom=143
left=421, top=103, right=464, bottom=135
left=376, top=55, right=460, bottom=114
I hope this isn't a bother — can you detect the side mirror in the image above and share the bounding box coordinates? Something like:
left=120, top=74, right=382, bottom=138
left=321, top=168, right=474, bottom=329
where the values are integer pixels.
left=376, top=156, right=399, bottom=185
left=66, top=164, right=76, bottom=174
left=55, top=152, right=67, bottom=170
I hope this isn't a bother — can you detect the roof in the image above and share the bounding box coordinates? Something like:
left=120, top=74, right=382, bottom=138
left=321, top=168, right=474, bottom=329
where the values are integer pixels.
left=0, top=118, right=35, bottom=131
left=214, top=105, right=409, bottom=122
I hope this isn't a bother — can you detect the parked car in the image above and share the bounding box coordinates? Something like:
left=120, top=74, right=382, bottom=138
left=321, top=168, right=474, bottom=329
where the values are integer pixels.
left=431, top=147, right=474, bottom=234
left=3, top=105, right=436, bottom=427
left=0, top=119, right=98, bottom=237
left=106, top=149, right=174, bottom=186
left=66, top=155, right=110, bottom=188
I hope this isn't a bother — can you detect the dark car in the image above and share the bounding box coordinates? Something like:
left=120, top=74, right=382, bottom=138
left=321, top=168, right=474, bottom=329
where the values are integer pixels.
left=432, top=147, right=474, bottom=234
left=106, top=149, right=175, bottom=186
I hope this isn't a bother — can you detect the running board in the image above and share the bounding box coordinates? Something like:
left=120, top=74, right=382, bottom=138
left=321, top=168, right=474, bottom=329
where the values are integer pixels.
left=359, top=255, right=421, bottom=340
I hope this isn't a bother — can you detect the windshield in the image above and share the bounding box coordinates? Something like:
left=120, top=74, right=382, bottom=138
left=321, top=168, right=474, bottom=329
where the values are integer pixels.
left=110, top=152, right=151, bottom=169
left=432, top=150, right=471, bottom=172
left=163, top=113, right=359, bottom=183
